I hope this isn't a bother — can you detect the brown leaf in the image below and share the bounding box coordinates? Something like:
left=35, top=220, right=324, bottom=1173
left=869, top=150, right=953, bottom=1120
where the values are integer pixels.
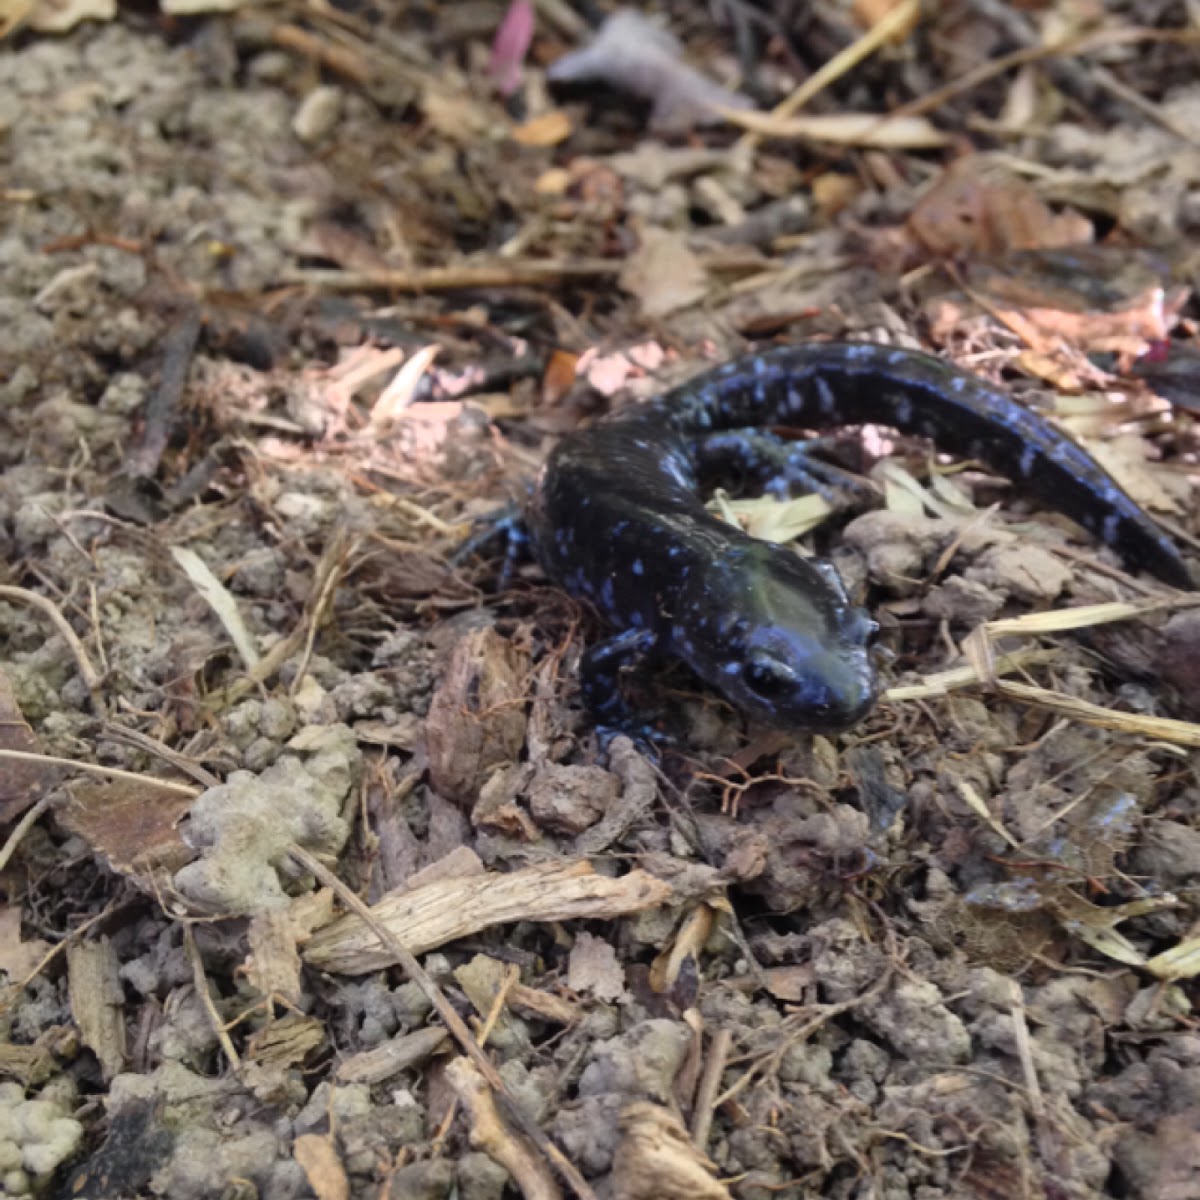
left=909, top=156, right=1090, bottom=259
left=58, top=777, right=195, bottom=880
left=619, top=227, right=709, bottom=319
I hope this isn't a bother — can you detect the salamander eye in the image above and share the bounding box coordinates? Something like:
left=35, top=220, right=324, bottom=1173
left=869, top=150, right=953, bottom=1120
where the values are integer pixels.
left=744, top=654, right=796, bottom=698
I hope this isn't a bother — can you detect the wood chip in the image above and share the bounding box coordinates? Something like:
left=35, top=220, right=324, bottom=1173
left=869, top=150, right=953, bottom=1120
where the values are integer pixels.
left=66, top=938, right=126, bottom=1081
left=303, top=860, right=672, bottom=974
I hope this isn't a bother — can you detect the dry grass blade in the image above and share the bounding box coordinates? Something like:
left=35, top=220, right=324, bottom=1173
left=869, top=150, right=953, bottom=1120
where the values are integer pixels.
left=755, top=0, right=920, bottom=124
left=0, top=750, right=200, bottom=796
left=984, top=599, right=1181, bottom=637
left=723, top=110, right=948, bottom=149
left=171, top=546, right=261, bottom=671
left=887, top=597, right=1200, bottom=748
left=883, top=649, right=1057, bottom=703
left=1147, top=938, right=1200, bottom=982
left=994, top=681, right=1200, bottom=748
left=953, top=779, right=1022, bottom=852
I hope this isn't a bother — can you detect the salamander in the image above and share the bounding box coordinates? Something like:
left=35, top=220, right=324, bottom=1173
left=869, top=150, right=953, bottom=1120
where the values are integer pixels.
left=525, top=341, right=1192, bottom=740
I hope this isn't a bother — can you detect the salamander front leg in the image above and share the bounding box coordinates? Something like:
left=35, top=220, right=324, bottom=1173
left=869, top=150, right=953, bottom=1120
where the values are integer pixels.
left=579, top=627, right=665, bottom=752
left=452, top=503, right=530, bottom=587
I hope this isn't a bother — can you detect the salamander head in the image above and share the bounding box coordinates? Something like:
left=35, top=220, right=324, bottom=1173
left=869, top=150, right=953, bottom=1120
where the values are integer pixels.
left=674, top=541, right=878, bottom=731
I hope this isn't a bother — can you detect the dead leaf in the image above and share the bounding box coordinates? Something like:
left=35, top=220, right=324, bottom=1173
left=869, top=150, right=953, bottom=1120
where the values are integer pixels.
left=0, top=905, right=53, bottom=981
left=567, top=930, right=627, bottom=1002
left=619, top=227, right=709, bottom=318
left=909, top=156, right=1091, bottom=258
left=709, top=489, right=834, bottom=543
left=426, top=626, right=529, bottom=807
left=649, top=903, right=714, bottom=994
left=511, top=110, right=573, bottom=147
left=247, top=1014, right=327, bottom=1069
left=420, top=84, right=499, bottom=144
left=614, top=1102, right=730, bottom=1200
left=58, top=777, right=195, bottom=880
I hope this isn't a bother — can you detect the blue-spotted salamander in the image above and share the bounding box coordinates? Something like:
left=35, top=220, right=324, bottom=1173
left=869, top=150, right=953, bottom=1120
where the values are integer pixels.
left=525, top=341, right=1192, bottom=740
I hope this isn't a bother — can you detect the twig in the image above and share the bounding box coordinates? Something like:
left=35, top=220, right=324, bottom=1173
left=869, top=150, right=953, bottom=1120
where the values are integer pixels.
left=289, top=529, right=355, bottom=700
left=183, top=924, right=241, bottom=1071
left=99, top=724, right=222, bottom=790
left=689, top=1026, right=732, bottom=1151
left=0, top=794, right=54, bottom=875
left=288, top=845, right=600, bottom=1200
left=885, top=26, right=1200, bottom=147
left=1008, top=979, right=1044, bottom=1120
left=446, top=1058, right=563, bottom=1200
left=279, top=261, right=621, bottom=293
left=0, top=749, right=200, bottom=796
left=0, top=899, right=122, bottom=1021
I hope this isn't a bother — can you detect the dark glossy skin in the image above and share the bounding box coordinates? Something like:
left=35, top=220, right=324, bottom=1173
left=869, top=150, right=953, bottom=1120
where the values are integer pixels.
left=527, top=341, right=1192, bottom=738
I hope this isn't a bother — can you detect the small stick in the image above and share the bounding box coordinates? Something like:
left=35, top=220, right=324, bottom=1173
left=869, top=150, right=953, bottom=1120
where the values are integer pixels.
left=0, top=794, right=54, bottom=875
left=279, top=261, right=621, bottom=293
left=0, top=750, right=199, bottom=796
left=183, top=924, right=241, bottom=1070
left=689, top=1026, right=732, bottom=1151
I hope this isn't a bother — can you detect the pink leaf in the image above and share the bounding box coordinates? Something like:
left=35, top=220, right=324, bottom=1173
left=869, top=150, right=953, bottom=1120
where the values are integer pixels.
left=490, top=0, right=535, bottom=97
